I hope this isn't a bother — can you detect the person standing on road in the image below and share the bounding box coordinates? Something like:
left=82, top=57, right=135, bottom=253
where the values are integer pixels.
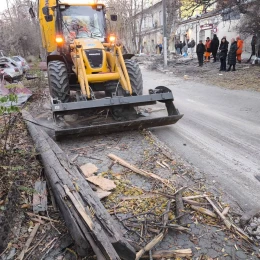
left=179, top=41, right=183, bottom=55
left=196, top=40, right=205, bottom=67
left=236, top=36, right=243, bottom=63
left=182, top=40, right=188, bottom=57
left=227, top=38, right=238, bottom=71
left=204, top=37, right=212, bottom=62
left=158, top=43, right=163, bottom=54
left=175, top=41, right=181, bottom=54
left=247, top=34, right=257, bottom=63
left=211, top=34, right=220, bottom=62
left=219, top=37, right=228, bottom=71
left=188, top=38, right=196, bottom=57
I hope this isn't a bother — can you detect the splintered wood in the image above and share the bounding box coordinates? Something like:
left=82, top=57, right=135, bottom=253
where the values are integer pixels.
left=23, top=111, right=136, bottom=260
left=106, top=153, right=254, bottom=258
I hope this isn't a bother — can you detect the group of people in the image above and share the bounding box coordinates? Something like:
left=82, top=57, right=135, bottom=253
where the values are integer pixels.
left=175, top=39, right=196, bottom=56
left=196, top=34, right=244, bottom=71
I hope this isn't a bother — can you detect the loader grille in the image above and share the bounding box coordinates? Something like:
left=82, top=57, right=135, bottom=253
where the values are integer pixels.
left=85, top=49, right=103, bottom=68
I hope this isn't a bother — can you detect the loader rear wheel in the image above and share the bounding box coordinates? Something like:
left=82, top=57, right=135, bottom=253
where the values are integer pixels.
left=48, top=61, right=70, bottom=103
left=125, top=59, right=143, bottom=95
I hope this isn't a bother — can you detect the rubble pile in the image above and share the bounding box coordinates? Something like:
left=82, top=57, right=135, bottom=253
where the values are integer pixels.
left=246, top=216, right=260, bottom=241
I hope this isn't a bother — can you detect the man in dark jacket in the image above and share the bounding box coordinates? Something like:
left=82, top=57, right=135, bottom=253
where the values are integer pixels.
left=179, top=41, right=183, bottom=55
left=211, top=34, right=220, bottom=62
left=227, top=38, right=238, bottom=71
left=196, top=40, right=205, bottom=66
left=219, top=37, right=229, bottom=71
left=247, top=34, right=257, bottom=63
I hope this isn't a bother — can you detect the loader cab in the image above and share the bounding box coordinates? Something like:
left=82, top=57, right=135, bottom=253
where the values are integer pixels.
left=59, top=4, right=107, bottom=44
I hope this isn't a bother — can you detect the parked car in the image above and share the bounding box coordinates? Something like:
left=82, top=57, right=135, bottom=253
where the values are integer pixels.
left=0, top=57, right=23, bottom=74
left=11, top=56, right=30, bottom=73
left=0, top=61, right=24, bottom=83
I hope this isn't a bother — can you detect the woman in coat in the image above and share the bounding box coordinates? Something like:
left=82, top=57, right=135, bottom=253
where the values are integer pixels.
left=219, top=37, right=229, bottom=71
left=227, top=38, right=238, bottom=71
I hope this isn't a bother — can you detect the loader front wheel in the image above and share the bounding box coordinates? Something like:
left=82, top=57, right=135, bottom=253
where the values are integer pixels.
left=125, top=59, right=143, bottom=95
left=48, top=61, right=70, bottom=103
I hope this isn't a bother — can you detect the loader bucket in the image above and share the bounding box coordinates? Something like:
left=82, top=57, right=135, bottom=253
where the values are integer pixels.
left=52, top=87, right=183, bottom=140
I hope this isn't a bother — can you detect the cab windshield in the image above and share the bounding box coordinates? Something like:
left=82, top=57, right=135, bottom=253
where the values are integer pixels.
left=61, top=6, right=105, bottom=42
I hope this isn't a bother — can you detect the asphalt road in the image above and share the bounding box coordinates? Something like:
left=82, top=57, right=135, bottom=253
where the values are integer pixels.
left=142, top=67, right=260, bottom=211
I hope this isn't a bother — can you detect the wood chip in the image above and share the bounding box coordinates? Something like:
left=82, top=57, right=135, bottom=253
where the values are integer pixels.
left=156, top=161, right=166, bottom=168
left=80, top=163, right=98, bottom=178
left=222, top=207, right=230, bottom=216
left=94, top=187, right=111, bottom=200
left=87, top=176, right=116, bottom=191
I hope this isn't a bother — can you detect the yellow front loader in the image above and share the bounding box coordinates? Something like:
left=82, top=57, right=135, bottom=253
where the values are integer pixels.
left=34, top=0, right=183, bottom=139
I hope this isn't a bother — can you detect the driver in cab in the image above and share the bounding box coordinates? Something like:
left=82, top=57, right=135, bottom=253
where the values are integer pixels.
left=68, top=18, right=89, bottom=41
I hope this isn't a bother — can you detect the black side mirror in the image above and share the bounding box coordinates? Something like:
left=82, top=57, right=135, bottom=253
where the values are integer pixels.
left=42, top=6, right=49, bottom=15
left=29, top=7, right=35, bottom=18
left=110, top=14, right=117, bottom=21
left=44, top=15, right=53, bottom=22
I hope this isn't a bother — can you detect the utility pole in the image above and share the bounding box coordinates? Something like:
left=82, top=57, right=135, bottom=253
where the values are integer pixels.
left=162, top=0, right=167, bottom=67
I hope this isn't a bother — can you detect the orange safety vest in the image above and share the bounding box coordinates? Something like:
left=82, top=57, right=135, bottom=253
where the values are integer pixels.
left=205, top=40, right=211, bottom=51
left=237, top=39, right=243, bottom=54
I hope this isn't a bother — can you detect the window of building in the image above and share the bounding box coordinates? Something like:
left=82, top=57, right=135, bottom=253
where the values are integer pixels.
left=159, top=10, right=163, bottom=25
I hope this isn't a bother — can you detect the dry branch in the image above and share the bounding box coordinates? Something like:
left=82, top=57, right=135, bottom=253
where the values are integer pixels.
left=175, top=187, right=187, bottom=225
left=141, top=248, right=192, bottom=259
left=191, top=205, right=217, bottom=218
left=108, top=154, right=174, bottom=190
left=17, top=223, right=40, bottom=260
left=135, top=233, right=164, bottom=260
left=183, top=198, right=209, bottom=206
left=206, top=197, right=232, bottom=229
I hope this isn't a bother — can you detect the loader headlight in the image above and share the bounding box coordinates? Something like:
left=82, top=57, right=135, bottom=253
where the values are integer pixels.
left=56, top=36, right=64, bottom=44
left=109, top=35, right=116, bottom=43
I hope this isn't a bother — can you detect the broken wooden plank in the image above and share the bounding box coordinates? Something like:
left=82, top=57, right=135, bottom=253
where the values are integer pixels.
left=33, top=181, right=47, bottom=213
left=22, top=111, right=136, bottom=260
left=63, top=185, right=120, bottom=259
left=87, top=176, right=116, bottom=191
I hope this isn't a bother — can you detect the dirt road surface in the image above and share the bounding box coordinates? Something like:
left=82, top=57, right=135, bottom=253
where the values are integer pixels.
left=142, top=66, right=260, bottom=211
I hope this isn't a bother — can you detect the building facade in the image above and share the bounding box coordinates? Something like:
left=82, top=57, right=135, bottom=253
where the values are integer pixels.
left=135, top=1, right=252, bottom=54
left=134, top=0, right=163, bottom=54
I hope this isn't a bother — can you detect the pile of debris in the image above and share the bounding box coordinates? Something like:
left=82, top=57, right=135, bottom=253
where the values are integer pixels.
left=241, top=210, right=260, bottom=241
left=17, top=110, right=259, bottom=259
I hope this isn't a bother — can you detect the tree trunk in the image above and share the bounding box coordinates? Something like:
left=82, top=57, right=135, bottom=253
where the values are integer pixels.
left=22, top=111, right=136, bottom=260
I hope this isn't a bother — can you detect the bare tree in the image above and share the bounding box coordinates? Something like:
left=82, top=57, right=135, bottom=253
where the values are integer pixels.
left=0, top=0, right=40, bottom=57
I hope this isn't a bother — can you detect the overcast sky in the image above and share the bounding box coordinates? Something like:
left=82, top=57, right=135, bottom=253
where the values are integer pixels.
left=0, top=2, right=7, bottom=12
